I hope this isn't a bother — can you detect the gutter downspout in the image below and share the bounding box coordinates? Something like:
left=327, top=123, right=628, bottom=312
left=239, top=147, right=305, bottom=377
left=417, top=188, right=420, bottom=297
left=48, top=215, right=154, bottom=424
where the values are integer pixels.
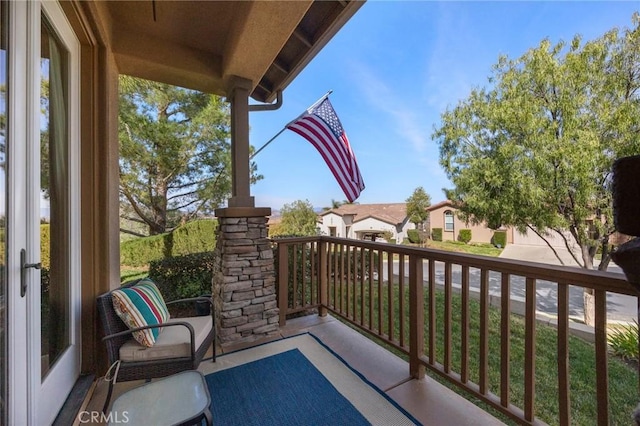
left=248, top=89, right=283, bottom=112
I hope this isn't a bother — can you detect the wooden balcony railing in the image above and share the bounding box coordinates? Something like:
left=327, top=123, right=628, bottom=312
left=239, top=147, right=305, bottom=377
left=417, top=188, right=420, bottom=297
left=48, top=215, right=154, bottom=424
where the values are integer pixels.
left=274, top=236, right=638, bottom=426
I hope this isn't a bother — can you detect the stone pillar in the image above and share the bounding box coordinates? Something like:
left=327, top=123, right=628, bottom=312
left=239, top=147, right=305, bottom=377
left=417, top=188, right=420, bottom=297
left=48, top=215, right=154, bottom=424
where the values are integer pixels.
left=214, top=207, right=278, bottom=345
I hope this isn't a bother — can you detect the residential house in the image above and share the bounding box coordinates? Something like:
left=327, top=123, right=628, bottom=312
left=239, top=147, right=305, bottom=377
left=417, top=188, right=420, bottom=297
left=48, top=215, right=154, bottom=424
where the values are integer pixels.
left=427, top=200, right=514, bottom=245
left=1, top=1, right=362, bottom=424
left=318, top=203, right=412, bottom=242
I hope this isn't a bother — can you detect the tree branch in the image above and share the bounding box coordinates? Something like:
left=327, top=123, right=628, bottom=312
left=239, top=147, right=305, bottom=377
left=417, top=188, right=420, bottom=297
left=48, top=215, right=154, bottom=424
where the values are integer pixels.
left=168, top=175, right=217, bottom=191
left=120, top=215, right=147, bottom=225
left=171, top=197, right=208, bottom=211
left=119, top=227, right=148, bottom=238
left=552, top=227, right=584, bottom=267
left=526, top=224, right=567, bottom=266
left=121, top=182, right=155, bottom=230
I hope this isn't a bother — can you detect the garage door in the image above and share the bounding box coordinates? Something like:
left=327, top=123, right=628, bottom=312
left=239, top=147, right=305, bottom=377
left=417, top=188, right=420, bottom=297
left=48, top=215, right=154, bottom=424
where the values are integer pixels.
left=513, top=227, right=574, bottom=248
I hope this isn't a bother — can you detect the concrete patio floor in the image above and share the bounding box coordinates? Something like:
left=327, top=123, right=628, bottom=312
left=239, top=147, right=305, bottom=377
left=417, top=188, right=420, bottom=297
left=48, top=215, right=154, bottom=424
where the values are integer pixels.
left=83, top=314, right=505, bottom=425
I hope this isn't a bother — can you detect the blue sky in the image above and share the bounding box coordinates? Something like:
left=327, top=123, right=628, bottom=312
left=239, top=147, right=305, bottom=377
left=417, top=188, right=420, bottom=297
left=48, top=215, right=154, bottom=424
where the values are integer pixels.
left=248, top=1, right=639, bottom=211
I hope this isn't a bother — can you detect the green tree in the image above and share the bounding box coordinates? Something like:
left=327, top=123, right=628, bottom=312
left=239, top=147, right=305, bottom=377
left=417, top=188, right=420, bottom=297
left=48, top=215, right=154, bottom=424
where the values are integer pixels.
left=119, top=75, right=262, bottom=235
left=272, top=200, right=318, bottom=237
left=433, top=15, right=640, bottom=325
left=406, top=187, right=432, bottom=229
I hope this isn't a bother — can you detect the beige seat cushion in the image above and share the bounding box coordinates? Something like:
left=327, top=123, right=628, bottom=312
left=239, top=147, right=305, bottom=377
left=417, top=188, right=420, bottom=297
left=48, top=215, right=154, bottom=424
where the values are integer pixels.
left=119, top=316, right=212, bottom=362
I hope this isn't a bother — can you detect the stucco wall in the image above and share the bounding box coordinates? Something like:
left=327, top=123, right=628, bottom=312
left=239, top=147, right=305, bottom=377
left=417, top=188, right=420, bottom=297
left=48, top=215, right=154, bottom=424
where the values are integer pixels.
left=353, top=217, right=396, bottom=240
left=319, top=214, right=412, bottom=242
left=320, top=213, right=346, bottom=237
left=513, top=227, right=574, bottom=248
left=429, top=205, right=512, bottom=244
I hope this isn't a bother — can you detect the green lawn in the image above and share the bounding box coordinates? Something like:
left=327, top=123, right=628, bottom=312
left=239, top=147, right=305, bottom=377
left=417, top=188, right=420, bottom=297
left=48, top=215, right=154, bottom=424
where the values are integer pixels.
left=407, top=240, right=503, bottom=257
left=325, top=281, right=637, bottom=426
left=120, top=265, right=149, bottom=283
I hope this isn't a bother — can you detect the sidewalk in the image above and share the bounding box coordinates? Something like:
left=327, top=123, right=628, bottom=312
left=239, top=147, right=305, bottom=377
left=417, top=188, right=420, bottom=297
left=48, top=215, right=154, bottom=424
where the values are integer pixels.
left=499, top=244, right=635, bottom=322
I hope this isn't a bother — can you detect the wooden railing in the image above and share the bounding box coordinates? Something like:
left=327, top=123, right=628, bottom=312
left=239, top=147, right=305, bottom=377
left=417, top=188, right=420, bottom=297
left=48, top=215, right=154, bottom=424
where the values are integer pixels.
left=274, top=236, right=638, bottom=426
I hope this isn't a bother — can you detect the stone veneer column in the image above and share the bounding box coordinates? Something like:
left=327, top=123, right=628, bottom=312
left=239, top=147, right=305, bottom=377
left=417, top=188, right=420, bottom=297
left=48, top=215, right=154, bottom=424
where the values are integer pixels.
left=213, top=207, right=278, bottom=345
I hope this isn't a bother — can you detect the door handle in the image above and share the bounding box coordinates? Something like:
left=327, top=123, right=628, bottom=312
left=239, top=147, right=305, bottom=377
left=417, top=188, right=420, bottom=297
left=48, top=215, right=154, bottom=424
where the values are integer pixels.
left=20, top=248, right=41, bottom=298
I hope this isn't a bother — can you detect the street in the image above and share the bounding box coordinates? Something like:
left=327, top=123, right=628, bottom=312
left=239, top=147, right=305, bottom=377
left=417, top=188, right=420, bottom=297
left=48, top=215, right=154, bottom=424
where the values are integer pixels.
left=381, top=260, right=637, bottom=322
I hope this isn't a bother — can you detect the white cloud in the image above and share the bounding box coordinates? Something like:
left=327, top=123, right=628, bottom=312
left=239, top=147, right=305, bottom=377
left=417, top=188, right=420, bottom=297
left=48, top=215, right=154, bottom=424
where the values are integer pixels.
left=349, top=61, right=430, bottom=154
left=424, top=4, right=480, bottom=112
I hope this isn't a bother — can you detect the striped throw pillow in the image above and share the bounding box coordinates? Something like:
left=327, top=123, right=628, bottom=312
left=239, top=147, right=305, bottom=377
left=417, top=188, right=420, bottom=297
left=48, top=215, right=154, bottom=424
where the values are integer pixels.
left=111, top=279, right=170, bottom=347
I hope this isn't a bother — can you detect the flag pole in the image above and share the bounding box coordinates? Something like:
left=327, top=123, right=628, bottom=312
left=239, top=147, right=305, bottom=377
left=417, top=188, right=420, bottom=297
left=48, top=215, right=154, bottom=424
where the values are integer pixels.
left=250, top=90, right=333, bottom=160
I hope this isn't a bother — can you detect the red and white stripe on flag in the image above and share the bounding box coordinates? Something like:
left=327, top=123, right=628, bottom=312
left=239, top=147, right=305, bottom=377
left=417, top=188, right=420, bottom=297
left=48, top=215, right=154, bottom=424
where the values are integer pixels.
left=286, top=98, right=365, bottom=202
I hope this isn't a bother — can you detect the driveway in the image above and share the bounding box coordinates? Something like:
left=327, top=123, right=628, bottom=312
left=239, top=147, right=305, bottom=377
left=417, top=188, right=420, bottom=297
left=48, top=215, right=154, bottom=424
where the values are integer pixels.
left=500, top=244, right=582, bottom=267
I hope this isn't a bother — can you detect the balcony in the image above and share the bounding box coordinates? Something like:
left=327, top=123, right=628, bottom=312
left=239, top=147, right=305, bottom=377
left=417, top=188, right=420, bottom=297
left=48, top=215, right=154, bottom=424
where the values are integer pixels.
left=84, top=236, right=637, bottom=425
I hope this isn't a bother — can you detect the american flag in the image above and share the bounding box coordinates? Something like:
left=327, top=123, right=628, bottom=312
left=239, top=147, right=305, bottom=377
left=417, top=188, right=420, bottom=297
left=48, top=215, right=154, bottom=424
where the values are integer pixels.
left=286, top=97, right=365, bottom=202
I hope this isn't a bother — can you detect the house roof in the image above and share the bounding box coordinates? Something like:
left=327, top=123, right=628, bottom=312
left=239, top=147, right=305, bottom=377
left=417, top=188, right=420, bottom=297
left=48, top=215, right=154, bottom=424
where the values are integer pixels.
left=426, top=200, right=458, bottom=212
left=320, top=203, right=408, bottom=226
left=88, top=1, right=363, bottom=102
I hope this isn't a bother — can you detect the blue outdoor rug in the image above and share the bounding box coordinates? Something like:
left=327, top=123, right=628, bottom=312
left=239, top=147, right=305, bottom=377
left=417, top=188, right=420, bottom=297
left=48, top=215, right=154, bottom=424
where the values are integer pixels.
left=203, top=334, right=419, bottom=426
left=205, top=348, right=369, bottom=426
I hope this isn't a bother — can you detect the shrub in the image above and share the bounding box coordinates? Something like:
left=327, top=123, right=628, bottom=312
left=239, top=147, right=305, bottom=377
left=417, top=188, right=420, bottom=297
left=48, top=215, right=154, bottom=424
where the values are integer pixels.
left=149, top=252, right=216, bottom=302
left=41, top=267, right=50, bottom=294
left=458, top=229, right=472, bottom=244
left=273, top=242, right=379, bottom=312
left=407, top=229, right=421, bottom=244
left=120, top=233, right=171, bottom=267
left=40, top=224, right=51, bottom=270
left=346, top=248, right=379, bottom=278
left=432, top=228, right=443, bottom=242
left=492, top=230, right=507, bottom=248
left=171, top=219, right=218, bottom=256
left=273, top=242, right=312, bottom=308
left=608, top=321, right=639, bottom=361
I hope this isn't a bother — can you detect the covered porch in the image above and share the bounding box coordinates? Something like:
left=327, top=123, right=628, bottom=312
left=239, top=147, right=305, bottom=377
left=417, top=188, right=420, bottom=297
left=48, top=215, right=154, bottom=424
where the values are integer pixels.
left=74, top=235, right=638, bottom=425
left=7, top=1, right=638, bottom=425
left=84, top=314, right=504, bottom=425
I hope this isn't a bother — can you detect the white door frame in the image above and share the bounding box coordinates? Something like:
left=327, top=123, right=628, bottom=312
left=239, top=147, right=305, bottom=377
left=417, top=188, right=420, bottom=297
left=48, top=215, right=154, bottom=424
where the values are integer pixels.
left=6, top=0, right=30, bottom=421
left=7, top=1, right=82, bottom=424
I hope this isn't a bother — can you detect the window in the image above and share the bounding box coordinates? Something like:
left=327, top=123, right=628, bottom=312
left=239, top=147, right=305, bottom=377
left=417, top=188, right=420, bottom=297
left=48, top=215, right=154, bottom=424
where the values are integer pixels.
left=444, top=210, right=454, bottom=232
left=329, top=226, right=336, bottom=237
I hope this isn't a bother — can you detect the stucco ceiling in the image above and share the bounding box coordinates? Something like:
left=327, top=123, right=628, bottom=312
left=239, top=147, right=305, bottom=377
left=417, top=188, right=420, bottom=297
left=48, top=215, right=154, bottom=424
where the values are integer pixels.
left=95, top=0, right=363, bottom=102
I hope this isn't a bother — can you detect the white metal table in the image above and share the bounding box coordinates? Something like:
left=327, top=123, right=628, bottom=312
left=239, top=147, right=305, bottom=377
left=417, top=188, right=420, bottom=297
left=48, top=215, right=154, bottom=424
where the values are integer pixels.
left=108, top=370, right=212, bottom=426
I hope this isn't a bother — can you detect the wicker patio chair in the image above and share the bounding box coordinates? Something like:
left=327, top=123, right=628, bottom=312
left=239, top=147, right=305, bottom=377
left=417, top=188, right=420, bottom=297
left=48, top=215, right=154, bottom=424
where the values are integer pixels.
left=96, top=281, right=216, bottom=413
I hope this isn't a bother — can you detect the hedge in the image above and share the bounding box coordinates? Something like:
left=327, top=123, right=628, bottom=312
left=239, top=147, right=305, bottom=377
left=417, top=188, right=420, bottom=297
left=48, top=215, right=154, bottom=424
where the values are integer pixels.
left=149, top=252, right=216, bottom=301
left=432, top=228, right=443, bottom=242
left=171, top=219, right=217, bottom=256
left=458, top=229, right=472, bottom=244
left=492, top=230, right=507, bottom=248
left=120, top=233, right=171, bottom=267
left=120, top=219, right=218, bottom=266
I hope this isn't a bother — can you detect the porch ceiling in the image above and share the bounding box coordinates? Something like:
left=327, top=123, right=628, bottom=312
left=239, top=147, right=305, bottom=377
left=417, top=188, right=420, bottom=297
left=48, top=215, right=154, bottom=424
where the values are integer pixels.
left=96, top=0, right=363, bottom=102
